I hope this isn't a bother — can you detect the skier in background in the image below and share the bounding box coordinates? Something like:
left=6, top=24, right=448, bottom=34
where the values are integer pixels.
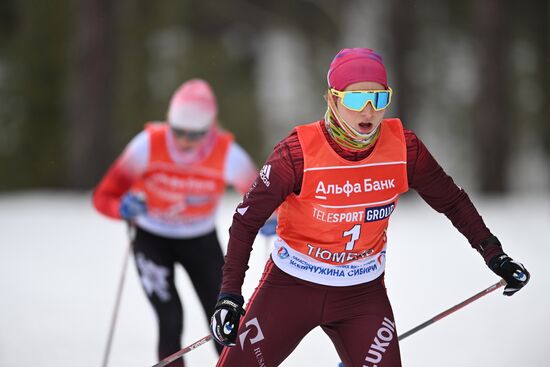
left=209, top=48, right=530, bottom=367
left=93, top=79, right=261, bottom=366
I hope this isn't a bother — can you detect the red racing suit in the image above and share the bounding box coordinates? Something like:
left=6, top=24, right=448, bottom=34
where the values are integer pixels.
left=216, top=119, right=503, bottom=367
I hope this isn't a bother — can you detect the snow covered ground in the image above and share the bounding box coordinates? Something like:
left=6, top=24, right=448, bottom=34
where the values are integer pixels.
left=0, top=191, right=548, bottom=367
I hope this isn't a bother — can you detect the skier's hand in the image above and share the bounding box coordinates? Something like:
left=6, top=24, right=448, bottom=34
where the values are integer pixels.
left=119, top=192, right=147, bottom=221
left=210, top=293, right=245, bottom=347
left=259, top=217, right=277, bottom=237
left=489, top=254, right=530, bottom=296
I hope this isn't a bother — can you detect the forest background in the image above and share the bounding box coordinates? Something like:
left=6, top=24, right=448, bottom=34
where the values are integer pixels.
left=1, top=0, right=549, bottom=193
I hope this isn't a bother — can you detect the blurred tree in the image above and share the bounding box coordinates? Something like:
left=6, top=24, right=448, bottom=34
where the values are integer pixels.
left=66, top=0, right=117, bottom=188
left=387, top=0, right=419, bottom=131
left=0, top=0, right=16, bottom=44
left=0, top=0, right=69, bottom=190
left=0, top=0, right=547, bottom=192
left=109, top=0, right=154, bottom=156
left=232, top=0, right=343, bottom=154
left=535, top=0, right=550, bottom=166
left=0, top=0, right=18, bottom=183
left=508, top=0, right=550, bottom=191
left=473, top=0, right=512, bottom=193
left=184, top=4, right=263, bottom=161
left=153, top=0, right=342, bottom=160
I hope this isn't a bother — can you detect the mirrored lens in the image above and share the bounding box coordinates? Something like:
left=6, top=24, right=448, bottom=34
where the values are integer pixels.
left=375, top=91, right=390, bottom=110
left=343, top=92, right=374, bottom=111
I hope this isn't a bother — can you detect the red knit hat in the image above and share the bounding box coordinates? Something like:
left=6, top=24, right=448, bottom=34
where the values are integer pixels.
left=327, top=48, right=388, bottom=90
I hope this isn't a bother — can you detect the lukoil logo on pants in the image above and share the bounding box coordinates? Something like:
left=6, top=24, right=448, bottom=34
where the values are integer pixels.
left=364, top=317, right=395, bottom=367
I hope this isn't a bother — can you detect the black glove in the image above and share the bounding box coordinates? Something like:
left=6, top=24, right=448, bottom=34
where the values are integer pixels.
left=489, top=254, right=530, bottom=296
left=210, top=293, right=245, bottom=347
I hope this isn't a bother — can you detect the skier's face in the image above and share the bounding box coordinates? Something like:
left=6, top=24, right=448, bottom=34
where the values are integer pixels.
left=171, top=128, right=208, bottom=151
left=174, top=136, right=202, bottom=151
left=335, top=81, right=387, bottom=135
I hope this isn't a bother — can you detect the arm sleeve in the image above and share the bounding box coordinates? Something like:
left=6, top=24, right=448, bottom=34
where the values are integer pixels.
left=221, top=135, right=299, bottom=295
left=223, top=142, right=258, bottom=195
left=405, top=130, right=497, bottom=252
left=92, top=131, right=149, bottom=219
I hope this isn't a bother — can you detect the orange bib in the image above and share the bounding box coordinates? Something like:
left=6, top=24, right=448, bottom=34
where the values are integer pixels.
left=277, top=119, right=408, bottom=265
left=133, top=123, right=233, bottom=224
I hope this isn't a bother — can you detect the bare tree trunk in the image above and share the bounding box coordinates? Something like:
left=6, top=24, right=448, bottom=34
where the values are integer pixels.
left=540, top=1, right=550, bottom=166
left=474, top=0, right=511, bottom=193
left=525, top=0, right=550, bottom=191
left=387, top=0, right=417, bottom=129
left=66, top=0, right=115, bottom=188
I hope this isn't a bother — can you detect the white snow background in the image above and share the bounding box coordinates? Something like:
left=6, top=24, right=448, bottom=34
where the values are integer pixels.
left=1, top=191, right=548, bottom=367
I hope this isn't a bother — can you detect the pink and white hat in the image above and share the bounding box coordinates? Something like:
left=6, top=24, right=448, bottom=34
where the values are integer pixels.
left=167, top=79, right=218, bottom=131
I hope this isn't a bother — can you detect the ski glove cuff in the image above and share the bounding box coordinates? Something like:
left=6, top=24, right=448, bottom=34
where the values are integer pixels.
left=477, top=235, right=505, bottom=264
left=210, top=293, right=245, bottom=347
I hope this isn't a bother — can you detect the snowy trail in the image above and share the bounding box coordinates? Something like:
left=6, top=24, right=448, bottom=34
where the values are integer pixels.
left=0, top=191, right=548, bottom=367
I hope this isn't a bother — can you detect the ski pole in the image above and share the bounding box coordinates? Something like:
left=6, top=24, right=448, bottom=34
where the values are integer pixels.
left=338, top=279, right=506, bottom=367
left=101, top=224, right=135, bottom=367
left=398, top=279, right=506, bottom=341
left=151, top=335, right=213, bottom=367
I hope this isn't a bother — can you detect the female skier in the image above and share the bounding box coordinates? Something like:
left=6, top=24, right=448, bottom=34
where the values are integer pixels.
left=94, top=79, right=258, bottom=366
left=209, top=48, right=530, bottom=367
